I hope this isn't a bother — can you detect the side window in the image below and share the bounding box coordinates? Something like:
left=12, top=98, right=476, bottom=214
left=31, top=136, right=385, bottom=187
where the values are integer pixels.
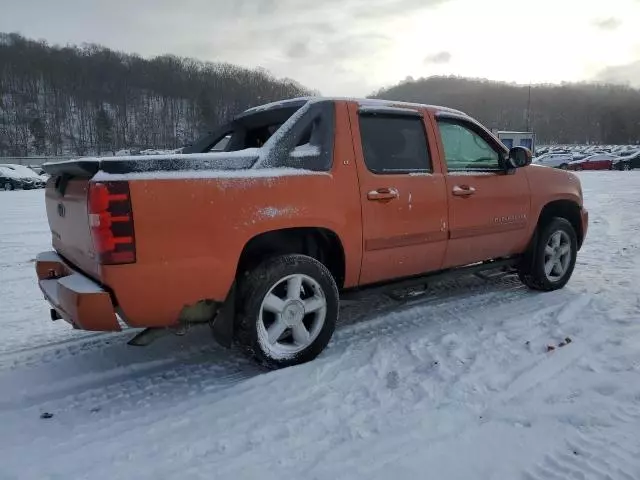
left=359, top=114, right=431, bottom=174
left=260, top=101, right=335, bottom=172
left=437, top=120, right=501, bottom=171
left=209, top=134, right=231, bottom=151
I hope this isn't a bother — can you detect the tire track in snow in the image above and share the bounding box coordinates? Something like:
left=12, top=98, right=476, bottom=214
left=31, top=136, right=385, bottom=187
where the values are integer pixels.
left=72, top=286, right=588, bottom=474
left=0, top=335, right=259, bottom=412
left=0, top=274, right=524, bottom=404
left=0, top=276, right=539, bottom=468
left=0, top=274, right=520, bottom=374
left=0, top=272, right=591, bottom=480
left=525, top=424, right=640, bottom=480
left=492, top=295, right=593, bottom=405
left=0, top=331, right=121, bottom=371
left=305, top=293, right=599, bottom=480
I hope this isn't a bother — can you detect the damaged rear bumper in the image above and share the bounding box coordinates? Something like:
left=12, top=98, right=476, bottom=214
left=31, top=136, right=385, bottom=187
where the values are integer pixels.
left=35, top=251, right=121, bottom=331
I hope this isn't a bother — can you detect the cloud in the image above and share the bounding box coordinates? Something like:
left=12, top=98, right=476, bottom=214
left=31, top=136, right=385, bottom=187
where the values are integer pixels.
left=285, top=41, right=310, bottom=59
left=0, top=0, right=451, bottom=95
left=595, top=60, right=640, bottom=87
left=424, top=51, right=452, bottom=64
left=592, top=17, right=622, bottom=30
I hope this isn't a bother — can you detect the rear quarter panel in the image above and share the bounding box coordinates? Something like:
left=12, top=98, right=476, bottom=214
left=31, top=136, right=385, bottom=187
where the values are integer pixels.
left=103, top=102, right=363, bottom=328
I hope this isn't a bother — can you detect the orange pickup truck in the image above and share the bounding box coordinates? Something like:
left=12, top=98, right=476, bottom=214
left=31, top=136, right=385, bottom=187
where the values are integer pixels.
left=36, top=97, right=588, bottom=368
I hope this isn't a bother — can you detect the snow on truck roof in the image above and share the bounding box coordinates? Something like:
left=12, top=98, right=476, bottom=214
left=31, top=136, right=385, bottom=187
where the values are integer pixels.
left=242, top=97, right=468, bottom=118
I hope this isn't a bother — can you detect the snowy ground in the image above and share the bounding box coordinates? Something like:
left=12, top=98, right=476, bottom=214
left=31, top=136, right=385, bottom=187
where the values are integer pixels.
left=1, top=172, right=639, bottom=480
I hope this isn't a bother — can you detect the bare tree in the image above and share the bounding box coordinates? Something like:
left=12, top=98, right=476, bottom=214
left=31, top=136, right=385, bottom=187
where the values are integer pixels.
left=0, top=33, right=311, bottom=156
left=373, top=76, right=640, bottom=145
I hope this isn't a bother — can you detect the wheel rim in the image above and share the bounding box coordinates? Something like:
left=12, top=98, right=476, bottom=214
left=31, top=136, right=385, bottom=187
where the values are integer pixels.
left=624, top=163, right=630, bottom=170
left=257, top=273, right=327, bottom=359
left=544, top=230, right=572, bottom=282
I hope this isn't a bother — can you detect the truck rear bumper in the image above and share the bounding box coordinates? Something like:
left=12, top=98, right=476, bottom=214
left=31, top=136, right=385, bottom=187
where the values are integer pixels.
left=35, top=251, right=121, bottom=331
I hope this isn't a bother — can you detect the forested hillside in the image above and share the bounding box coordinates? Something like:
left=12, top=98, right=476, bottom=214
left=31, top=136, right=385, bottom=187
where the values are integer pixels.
left=0, top=33, right=310, bottom=156
left=373, top=76, right=640, bottom=145
left=2, top=32, right=640, bottom=157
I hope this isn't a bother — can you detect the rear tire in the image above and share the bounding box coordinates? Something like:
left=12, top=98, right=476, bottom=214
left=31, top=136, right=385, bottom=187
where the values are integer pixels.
left=235, top=254, right=339, bottom=369
left=518, top=217, right=577, bottom=291
left=3, top=182, right=13, bottom=191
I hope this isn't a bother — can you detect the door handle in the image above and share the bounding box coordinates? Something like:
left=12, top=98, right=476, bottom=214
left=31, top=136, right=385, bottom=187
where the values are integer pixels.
left=452, top=185, right=476, bottom=196
left=367, top=188, right=399, bottom=201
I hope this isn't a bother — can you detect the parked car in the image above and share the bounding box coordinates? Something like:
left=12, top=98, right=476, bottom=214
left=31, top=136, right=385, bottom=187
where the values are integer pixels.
left=35, top=97, right=588, bottom=369
left=613, top=151, right=640, bottom=170
left=566, top=154, right=619, bottom=171
left=532, top=153, right=574, bottom=169
left=0, top=166, right=27, bottom=190
left=0, top=164, right=46, bottom=189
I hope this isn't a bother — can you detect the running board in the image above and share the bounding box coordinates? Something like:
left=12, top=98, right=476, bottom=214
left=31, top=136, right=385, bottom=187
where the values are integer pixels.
left=341, top=257, right=520, bottom=302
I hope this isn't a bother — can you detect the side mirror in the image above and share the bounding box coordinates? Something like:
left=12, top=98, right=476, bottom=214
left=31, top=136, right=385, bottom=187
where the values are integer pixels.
left=507, top=146, right=532, bottom=169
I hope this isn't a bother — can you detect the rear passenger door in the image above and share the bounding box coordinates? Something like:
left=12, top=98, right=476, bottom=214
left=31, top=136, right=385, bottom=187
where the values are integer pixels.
left=348, top=105, right=448, bottom=286
left=435, top=116, right=531, bottom=268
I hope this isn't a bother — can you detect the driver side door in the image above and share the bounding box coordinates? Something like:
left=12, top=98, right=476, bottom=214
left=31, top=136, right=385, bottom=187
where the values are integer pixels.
left=435, top=116, right=531, bottom=269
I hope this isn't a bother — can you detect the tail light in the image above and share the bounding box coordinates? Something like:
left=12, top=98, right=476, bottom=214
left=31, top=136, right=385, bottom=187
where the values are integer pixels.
left=88, top=182, right=136, bottom=265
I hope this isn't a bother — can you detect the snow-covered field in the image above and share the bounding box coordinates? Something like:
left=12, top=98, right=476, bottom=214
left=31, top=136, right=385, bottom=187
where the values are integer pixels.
left=1, top=172, right=639, bottom=480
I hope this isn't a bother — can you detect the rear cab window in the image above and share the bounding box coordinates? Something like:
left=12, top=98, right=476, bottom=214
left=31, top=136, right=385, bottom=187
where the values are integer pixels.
left=186, top=99, right=335, bottom=172
left=358, top=110, right=431, bottom=174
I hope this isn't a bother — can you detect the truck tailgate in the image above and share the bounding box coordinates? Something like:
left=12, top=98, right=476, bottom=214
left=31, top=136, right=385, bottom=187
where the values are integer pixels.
left=45, top=177, right=101, bottom=280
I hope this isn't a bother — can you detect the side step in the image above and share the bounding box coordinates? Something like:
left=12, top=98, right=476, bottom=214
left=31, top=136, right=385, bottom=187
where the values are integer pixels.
left=341, top=257, right=520, bottom=302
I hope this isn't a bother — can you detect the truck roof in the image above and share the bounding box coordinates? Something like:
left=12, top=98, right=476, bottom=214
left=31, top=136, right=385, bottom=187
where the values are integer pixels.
left=242, top=96, right=468, bottom=118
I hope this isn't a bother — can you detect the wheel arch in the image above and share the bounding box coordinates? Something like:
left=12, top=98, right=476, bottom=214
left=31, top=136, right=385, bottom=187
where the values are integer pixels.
left=236, top=227, right=346, bottom=289
left=536, top=200, right=584, bottom=249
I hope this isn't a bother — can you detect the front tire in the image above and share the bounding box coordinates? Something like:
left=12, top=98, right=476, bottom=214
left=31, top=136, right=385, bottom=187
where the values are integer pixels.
left=236, top=254, right=339, bottom=369
left=518, top=217, right=577, bottom=291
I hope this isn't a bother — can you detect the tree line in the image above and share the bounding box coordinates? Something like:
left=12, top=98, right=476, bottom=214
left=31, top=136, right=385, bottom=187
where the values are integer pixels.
left=373, top=76, right=640, bottom=145
left=2, top=32, right=639, bottom=157
left=0, top=33, right=311, bottom=157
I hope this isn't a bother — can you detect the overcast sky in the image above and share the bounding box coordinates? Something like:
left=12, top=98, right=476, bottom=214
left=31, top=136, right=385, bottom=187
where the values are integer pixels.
left=2, top=0, right=639, bottom=95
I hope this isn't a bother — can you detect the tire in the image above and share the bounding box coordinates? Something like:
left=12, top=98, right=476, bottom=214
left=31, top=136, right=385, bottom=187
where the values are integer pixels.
left=623, top=162, right=631, bottom=171
left=235, top=254, right=339, bottom=369
left=559, top=164, right=568, bottom=170
left=3, top=182, right=13, bottom=191
left=518, top=217, right=577, bottom=292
